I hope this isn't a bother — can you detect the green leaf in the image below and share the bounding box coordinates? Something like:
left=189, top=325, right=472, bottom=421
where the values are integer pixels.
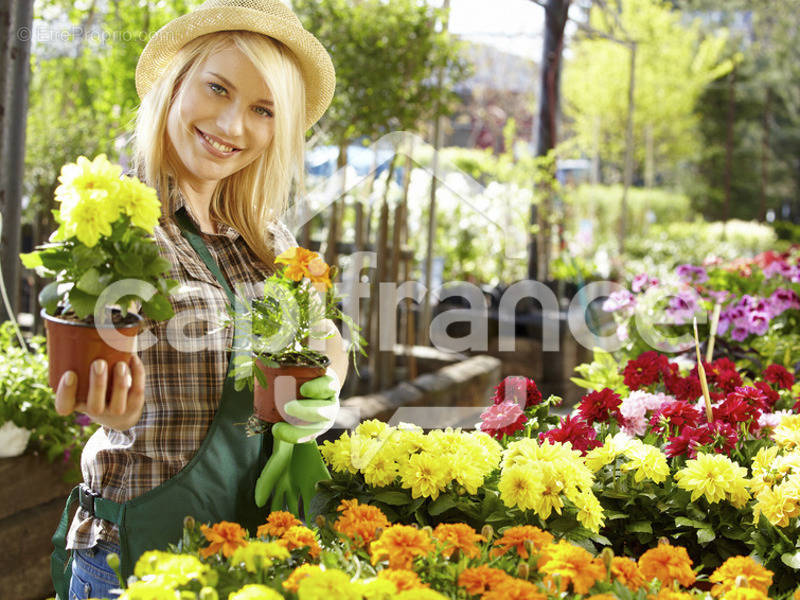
left=141, top=294, right=173, bottom=322
left=781, top=551, right=800, bottom=569
left=19, top=251, right=43, bottom=268
left=428, top=494, right=457, bottom=516
left=628, top=521, right=653, bottom=534
left=72, top=245, right=105, bottom=270
left=675, top=517, right=710, bottom=530
left=373, top=491, right=410, bottom=505
left=145, top=255, right=172, bottom=277
left=38, top=281, right=62, bottom=314
left=697, top=529, right=716, bottom=544
left=75, top=268, right=106, bottom=295
left=68, top=288, right=99, bottom=320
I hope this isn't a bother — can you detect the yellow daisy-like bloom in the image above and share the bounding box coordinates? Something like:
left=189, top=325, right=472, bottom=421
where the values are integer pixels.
left=349, top=434, right=385, bottom=472
left=228, top=584, right=284, bottom=600
left=363, top=444, right=399, bottom=488
left=398, top=451, right=451, bottom=500
left=772, top=415, right=800, bottom=450
left=674, top=453, right=750, bottom=507
left=498, top=464, right=545, bottom=511
left=451, top=443, right=493, bottom=494
left=133, top=551, right=208, bottom=587
left=395, top=590, right=449, bottom=600
left=468, top=430, right=503, bottom=468
left=296, top=569, right=357, bottom=600
left=392, top=428, right=428, bottom=456
left=320, top=434, right=358, bottom=474
left=721, top=589, right=770, bottom=600
left=356, top=419, right=390, bottom=438
left=709, top=556, right=773, bottom=597
left=621, top=440, right=669, bottom=484
left=752, top=475, right=800, bottom=527
left=750, top=446, right=783, bottom=495
left=572, top=488, right=605, bottom=533
left=538, top=540, right=606, bottom=595
left=117, top=579, right=178, bottom=600
left=117, top=176, right=161, bottom=233
left=282, top=564, right=323, bottom=593
left=584, top=433, right=631, bottom=472
left=357, top=578, right=397, bottom=600
left=229, top=541, right=289, bottom=573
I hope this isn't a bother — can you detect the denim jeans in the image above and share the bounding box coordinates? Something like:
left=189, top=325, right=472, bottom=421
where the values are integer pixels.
left=68, top=540, right=121, bottom=600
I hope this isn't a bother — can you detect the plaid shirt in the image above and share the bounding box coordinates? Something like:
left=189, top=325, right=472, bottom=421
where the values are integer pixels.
left=66, top=193, right=297, bottom=550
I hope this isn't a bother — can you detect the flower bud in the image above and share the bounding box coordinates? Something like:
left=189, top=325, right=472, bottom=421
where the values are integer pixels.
left=523, top=540, right=535, bottom=557
left=422, top=526, right=433, bottom=536
left=184, top=515, right=195, bottom=531
left=374, top=526, right=384, bottom=539
left=199, top=587, right=219, bottom=600
left=657, top=536, right=670, bottom=546
left=316, top=515, right=327, bottom=529
left=481, top=524, right=494, bottom=543
left=180, top=592, right=198, bottom=600
left=204, top=570, right=219, bottom=588
left=600, top=547, right=615, bottom=570
left=105, top=552, right=120, bottom=572
left=517, top=563, right=530, bottom=579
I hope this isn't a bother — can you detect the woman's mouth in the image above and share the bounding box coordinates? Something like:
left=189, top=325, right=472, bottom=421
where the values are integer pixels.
left=196, top=127, right=241, bottom=157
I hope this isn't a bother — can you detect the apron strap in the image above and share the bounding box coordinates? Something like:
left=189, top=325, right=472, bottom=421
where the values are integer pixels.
left=51, top=486, right=79, bottom=600
left=173, top=207, right=237, bottom=307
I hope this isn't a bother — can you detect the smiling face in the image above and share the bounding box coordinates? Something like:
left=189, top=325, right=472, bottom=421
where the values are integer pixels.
left=166, top=43, right=275, bottom=190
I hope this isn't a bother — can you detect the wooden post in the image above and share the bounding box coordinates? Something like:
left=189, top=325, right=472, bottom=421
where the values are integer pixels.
left=619, top=41, right=636, bottom=255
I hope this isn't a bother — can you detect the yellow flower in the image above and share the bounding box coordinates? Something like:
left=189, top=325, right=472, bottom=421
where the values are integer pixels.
left=356, top=419, right=390, bottom=438
left=307, top=256, right=332, bottom=291
left=117, top=580, right=177, bottom=600
left=469, top=430, right=503, bottom=468
left=395, top=590, right=449, bottom=600
left=320, top=433, right=358, bottom=474
left=752, top=476, right=800, bottom=527
left=228, top=584, right=284, bottom=600
left=621, top=440, right=669, bottom=483
left=296, top=569, right=357, bottom=599
left=572, top=489, right=605, bottom=533
left=133, top=550, right=208, bottom=587
left=498, top=464, right=545, bottom=511
left=709, top=556, right=773, bottom=597
left=117, top=176, right=161, bottom=233
left=398, top=451, right=450, bottom=500
left=772, top=415, right=800, bottom=450
left=357, top=577, right=397, bottom=600
left=274, top=246, right=319, bottom=281
left=452, top=443, right=493, bottom=494
left=229, top=541, right=289, bottom=572
left=674, top=453, right=750, bottom=507
left=585, top=433, right=631, bottom=472
left=362, top=444, right=399, bottom=488
left=283, top=564, right=324, bottom=592
left=721, top=589, right=770, bottom=600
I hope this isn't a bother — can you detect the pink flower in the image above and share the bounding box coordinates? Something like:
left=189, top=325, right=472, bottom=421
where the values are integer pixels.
left=479, top=401, right=527, bottom=440
left=620, top=391, right=672, bottom=436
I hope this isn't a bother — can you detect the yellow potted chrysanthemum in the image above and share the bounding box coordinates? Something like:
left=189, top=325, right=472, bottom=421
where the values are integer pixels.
left=20, top=154, right=178, bottom=403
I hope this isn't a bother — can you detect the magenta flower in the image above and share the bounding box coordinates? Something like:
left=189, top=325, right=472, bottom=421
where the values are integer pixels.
left=602, top=289, right=635, bottom=314
left=479, top=400, right=527, bottom=440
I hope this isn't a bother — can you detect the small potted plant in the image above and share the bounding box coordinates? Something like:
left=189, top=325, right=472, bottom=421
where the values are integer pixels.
left=20, top=154, right=178, bottom=403
left=228, top=246, right=365, bottom=428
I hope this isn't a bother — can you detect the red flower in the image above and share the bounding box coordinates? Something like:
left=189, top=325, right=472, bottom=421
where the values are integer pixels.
left=649, top=401, right=702, bottom=434
left=623, top=351, right=670, bottom=390
left=578, top=388, right=623, bottom=425
left=698, top=358, right=742, bottom=394
left=754, top=381, right=780, bottom=408
left=764, top=364, right=795, bottom=390
left=665, top=421, right=738, bottom=458
left=539, top=415, right=601, bottom=455
left=664, top=373, right=703, bottom=403
left=728, top=386, right=770, bottom=411
left=491, top=376, right=543, bottom=409
left=713, top=393, right=762, bottom=433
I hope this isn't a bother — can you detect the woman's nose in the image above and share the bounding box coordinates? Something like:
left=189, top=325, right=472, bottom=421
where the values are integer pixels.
left=217, top=104, right=245, bottom=139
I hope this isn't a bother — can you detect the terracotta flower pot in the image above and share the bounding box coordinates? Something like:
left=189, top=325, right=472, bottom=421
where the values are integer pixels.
left=253, top=358, right=329, bottom=423
left=42, top=307, right=142, bottom=405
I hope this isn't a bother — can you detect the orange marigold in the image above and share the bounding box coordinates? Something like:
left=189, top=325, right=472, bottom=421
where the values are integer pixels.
left=199, top=521, right=247, bottom=558
left=457, top=565, right=510, bottom=595
left=432, top=523, right=486, bottom=559
left=481, top=578, right=546, bottom=600
left=710, top=556, right=773, bottom=597
left=257, top=510, right=302, bottom=538
left=656, top=590, right=694, bottom=600
left=639, top=543, right=695, bottom=588
left=587, top=595, right=617, bottom=600
left=795, top=588, right=800, bottom=600
left=721, top=589, right=769, bottom=600
left=377, top=569, right=428, bottom=591
left=275, top=247, right=318, bottom=281
left=370, top=525, right=434, bottom=570
left=334, top=498, right=390, bottom=548
left=280, top=525, right=321, bottom=558
left=611, top=556, right=646, bottom=589
left=282, top=564, right=323, bottom=592
left=491, top=525, right=554, bottom=559
left=538, top=540, right=606, bottom=595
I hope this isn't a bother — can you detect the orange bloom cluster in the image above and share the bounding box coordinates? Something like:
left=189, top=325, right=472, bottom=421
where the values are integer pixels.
left=274, top=246, right=332, bottom=291
left=256, top=510, right=301, bottom=538
left=491, top=525, right=554, bottom=560
left=376, top=569, right=429, bottom=591
left=370, top=524, right=435, bottom=569
left=199, top=521, right=247, bottom=558
left=538, top=540, right=607, bottom=595
left=638, top=542, right=696, bottom=588
left=457, top=565, right=509, bottom=595
left=432, top=522, right=486, bottom=559
left=333, top=498, right=390, bottom=549
left=709, top=556, right=773, bottom=597
left=282, top=564, right=323, bottom=593
left=279, top=525, right=322, bottom=558
left=611, top=556, right=646, bottom=589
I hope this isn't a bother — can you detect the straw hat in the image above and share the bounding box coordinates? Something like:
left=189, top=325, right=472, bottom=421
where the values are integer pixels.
left=135, top=0, right=335, bottom=131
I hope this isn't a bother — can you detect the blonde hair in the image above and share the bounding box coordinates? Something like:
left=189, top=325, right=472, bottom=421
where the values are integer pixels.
left=131, top=30, right=306, bottom=267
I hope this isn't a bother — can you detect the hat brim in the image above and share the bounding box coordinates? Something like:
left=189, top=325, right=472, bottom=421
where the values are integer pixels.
left=135, top=7, right=335, bottom=131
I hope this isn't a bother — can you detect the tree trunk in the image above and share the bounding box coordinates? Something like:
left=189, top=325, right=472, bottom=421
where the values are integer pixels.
left=723, top=68, right=736, bottom=222
left=530, top=0, right=570, bottom=280
left=759, top=88, right=770, bottom=222
left=619, top=42, right=636, bottom=255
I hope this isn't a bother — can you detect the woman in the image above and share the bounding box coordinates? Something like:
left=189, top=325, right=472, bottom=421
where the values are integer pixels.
left=49, top=2, right=345, bottom=598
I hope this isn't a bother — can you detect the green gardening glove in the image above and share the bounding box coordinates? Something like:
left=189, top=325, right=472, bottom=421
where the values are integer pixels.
left=254, top=369, right=339, bottom=515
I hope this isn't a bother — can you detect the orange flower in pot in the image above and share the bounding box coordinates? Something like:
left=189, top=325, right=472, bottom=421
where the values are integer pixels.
left=20, top=155, right=179, bottom=404
left=224, top=246, right=365, bottom=513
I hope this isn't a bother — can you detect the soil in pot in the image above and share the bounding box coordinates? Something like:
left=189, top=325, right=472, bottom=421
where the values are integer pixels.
left=253, top=357, right=330, bottom=424
left=42, top=306, right=142, bottom=405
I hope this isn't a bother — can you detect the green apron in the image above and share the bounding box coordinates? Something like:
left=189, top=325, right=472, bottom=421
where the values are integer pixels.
left=51, top=208, right=272, bottom=599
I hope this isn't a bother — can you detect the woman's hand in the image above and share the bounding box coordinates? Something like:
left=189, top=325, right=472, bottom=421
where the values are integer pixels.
left=55, top=356, right=146, bottom=431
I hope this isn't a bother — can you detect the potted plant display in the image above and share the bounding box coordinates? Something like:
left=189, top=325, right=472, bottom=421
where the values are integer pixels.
left=20, top=154, right=178, bottom=403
